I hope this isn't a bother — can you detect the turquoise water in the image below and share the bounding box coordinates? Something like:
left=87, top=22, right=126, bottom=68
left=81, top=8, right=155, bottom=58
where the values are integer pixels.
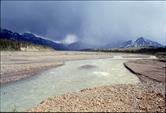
left=0, top=58, right=140, bottom=112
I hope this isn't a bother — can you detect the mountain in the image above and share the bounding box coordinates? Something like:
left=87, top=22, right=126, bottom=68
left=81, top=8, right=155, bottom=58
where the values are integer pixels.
left=1, top=29, right=163, bottom=50
left=120, top=37, right=163, bottom=48
left=67, top=41, right=97, bottom=50
left=133, top=37, right=163, bottom=48
left=68, top=37, right=163, bottom=50
left=102, top=40, right=124, bottom=49
left=119, top=40, right=133, bottom=48
left=67, top=42, right=84, bottom=50
left=0, top=29, right=68, bottom=50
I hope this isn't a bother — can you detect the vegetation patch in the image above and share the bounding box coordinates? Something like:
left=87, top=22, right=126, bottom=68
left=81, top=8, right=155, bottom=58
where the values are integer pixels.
left=0, top=39, right=52, bottom=51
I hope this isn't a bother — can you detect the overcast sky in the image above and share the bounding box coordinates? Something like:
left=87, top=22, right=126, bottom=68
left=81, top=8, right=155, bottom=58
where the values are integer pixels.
left=1, top=1, right=166, bottom=46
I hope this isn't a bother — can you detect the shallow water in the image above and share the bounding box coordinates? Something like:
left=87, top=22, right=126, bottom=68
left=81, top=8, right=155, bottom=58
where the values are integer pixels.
left=0, top=58, right=141, bottom=112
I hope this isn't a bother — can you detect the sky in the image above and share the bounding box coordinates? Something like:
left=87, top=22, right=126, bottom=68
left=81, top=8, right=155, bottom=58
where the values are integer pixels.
left=1, top=1, right=166, bottom=46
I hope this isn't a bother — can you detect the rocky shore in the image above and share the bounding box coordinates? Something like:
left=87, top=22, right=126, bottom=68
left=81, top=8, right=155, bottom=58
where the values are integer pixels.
left=1, top=51, right=165, bottom=112
left=29, top=59, right=165, bottom=112
left=29, top=83, right=165, bottom=112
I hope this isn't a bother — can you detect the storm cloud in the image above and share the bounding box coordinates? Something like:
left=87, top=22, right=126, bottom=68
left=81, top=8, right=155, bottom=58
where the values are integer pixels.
left=1, top=1, right=166, bottom=46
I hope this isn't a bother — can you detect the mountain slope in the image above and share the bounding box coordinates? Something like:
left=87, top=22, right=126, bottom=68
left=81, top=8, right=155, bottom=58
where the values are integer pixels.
left=0, top=29, right=68, bottom=50
left=0, top=38, right=53, bottom=51
left=67, top=41, right=97, bottom=50
left=67, top=42, right=84, bottom=50
left=120, top=40, right=133, bottom=48
left=102, top=41, right=124, bottom=49
left=133, top=37, right=163, bottom=48
left=120, top=37, right=163, bottom=48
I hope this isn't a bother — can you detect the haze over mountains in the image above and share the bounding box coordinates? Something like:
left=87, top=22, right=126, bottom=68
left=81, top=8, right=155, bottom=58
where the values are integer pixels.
left=119, top=37, right=163, bottom=48
left=0, top=29, right=67, bottom=50
left=1, top=1, right=166, bottom=47
left=0, top=28, right=164, bottom=51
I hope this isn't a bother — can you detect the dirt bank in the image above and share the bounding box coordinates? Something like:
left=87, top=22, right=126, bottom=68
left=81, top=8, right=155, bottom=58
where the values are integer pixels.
left=124, top=59, right=165, bottom=83
left=124, top=59, right=165, bottom=95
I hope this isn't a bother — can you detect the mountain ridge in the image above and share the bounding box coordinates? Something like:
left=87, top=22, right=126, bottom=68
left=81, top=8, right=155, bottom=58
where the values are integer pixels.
left=0, top=28, right=164, bottom=51
left=0, top=28, right=68, bottom=50
left=119, top=37, right=163, bottom=48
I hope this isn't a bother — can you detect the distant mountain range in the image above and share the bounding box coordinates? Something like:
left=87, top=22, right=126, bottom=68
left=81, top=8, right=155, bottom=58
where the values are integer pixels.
left=66, top=37, right=164, bottom=50
left=67, top=41, right=98, bottom=50
left=67, top=41, right=86, bottom=50
left=119, top=37, right=163, bottom=48
left=0, top=28, right=164, bottom=50
left=0, top=29, right=68, bottom=50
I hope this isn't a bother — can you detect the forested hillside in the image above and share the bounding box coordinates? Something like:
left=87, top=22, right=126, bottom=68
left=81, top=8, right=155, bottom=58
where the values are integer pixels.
left=0, top=39, right=52, bottom=51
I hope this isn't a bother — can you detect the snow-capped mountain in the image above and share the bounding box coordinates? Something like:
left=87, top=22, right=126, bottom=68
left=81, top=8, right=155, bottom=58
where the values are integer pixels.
left=120, top=37, right=163, bottom=48
left=133, top=37, right=163, bottom=47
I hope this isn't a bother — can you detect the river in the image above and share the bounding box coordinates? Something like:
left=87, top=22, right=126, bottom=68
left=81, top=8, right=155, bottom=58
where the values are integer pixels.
left=0, top=53, right=156, bottom=112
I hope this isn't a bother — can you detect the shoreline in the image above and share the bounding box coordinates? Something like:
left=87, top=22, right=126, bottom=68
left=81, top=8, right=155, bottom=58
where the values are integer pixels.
left=29, top=83, right=165, bottom=112
left=0, top=51, right=112, bottom=85
left=28, top=59, right=165, bottom=112
left=1, top=51, right=165, bottom=112
left=123, top=59, right=165, bottom=97
left=0, top=63, right=64, bottom=85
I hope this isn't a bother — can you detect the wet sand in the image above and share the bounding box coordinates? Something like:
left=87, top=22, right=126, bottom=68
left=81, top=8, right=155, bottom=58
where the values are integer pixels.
left=124, top=59, right=165, bottom=97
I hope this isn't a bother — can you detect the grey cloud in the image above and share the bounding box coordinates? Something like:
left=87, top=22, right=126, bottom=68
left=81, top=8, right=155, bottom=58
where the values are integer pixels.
left=1, top=1, right=84, bottom=40
left=1, top=1, right=166, bottom=45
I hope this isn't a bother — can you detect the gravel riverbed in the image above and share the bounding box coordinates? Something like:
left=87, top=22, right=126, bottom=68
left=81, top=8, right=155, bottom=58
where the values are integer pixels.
left=29, top=59, right=165, bottom=112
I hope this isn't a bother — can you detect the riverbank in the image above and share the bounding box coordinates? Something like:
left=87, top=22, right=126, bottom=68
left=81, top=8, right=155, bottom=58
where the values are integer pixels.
left=124, top=59, right=165, bottom=83
left=29, top=83, right=165, bottom=112
left=124, top=59, right=165, bottom=97
left=1, top=51, right=165, bottom=112
left=0, top=51, right=112, bottom=84
left=28, top=58, right=165, bottom=112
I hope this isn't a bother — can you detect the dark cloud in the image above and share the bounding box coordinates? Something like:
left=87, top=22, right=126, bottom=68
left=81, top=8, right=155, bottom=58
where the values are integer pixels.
left=1, top=1, right=166, bottom=45
left=1, top=1, right=84, bottom=40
